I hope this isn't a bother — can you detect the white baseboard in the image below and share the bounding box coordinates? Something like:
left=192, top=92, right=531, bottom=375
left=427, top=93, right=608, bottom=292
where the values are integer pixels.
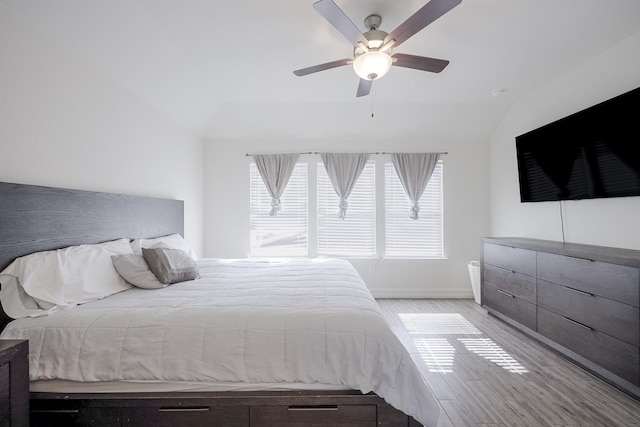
left=370, top=289, right=474, bottom=299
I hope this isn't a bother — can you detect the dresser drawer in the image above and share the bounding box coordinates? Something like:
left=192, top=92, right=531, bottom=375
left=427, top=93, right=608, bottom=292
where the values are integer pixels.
left=122, top=405, right=248, bottom=427
left=250, top=404, right=376, bottom=427
left=483, top=264, right=536, bottom=303
left=484, top=244, right=536, bottom=276
left=537, top=252, right=639, bottom=306
left=483, top=285, right=537, bottom=330
left=538, top=279, right=639, bottom=346
left=538, top=307, right=639, bottom=385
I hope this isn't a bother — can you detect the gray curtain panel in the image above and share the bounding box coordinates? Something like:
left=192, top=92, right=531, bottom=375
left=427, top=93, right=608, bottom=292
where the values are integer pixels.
left=254, top=154, right=300, bottom=216
left=321, top=153, right=370, bottom=219
left=391, top=153, right=441, bottom=219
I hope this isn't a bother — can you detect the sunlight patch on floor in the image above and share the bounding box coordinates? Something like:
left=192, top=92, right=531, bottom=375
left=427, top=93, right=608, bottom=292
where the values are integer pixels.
left=402, top=313, right=529, bottom=375
left=413, top=337, right=456, bottom=373
left=459, top=338, right=529, bottom=374
left=399, top=313, right=482, bottom=335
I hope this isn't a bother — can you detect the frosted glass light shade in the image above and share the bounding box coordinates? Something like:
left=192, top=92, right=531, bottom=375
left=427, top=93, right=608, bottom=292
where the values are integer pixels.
left=353, top=51, right=392, bottom=80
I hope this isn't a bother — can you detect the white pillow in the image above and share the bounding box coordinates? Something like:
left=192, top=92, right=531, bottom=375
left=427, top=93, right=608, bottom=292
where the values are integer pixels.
left=130, top=233, right=197, bottom=260
left=0, top=238, right=133, bottom=318
left=0, top=275, right=60, bottom=318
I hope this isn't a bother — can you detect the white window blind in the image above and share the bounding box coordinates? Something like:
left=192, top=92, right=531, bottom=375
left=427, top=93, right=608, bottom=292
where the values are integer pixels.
left=250, top=162, right=308, bottom=256
left=385, top=160, right=444, bottom=258
left=317, top=160, right=375, bottom=257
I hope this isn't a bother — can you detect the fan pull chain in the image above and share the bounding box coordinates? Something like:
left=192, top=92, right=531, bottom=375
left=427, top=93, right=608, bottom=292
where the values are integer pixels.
left=371, top=80, right=375, bottom=118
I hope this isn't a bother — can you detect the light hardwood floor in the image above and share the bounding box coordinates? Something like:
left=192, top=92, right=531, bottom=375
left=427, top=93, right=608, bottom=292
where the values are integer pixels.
left=376, top=298, right=640, bottom=427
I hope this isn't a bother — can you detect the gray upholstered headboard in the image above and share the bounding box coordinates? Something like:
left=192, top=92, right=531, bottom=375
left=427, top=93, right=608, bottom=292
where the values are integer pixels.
left=0, top=181, right=184, bottom=324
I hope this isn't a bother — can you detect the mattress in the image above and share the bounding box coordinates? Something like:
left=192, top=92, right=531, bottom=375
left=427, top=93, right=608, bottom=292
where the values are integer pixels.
left=1, top=257, right=439, bottom=426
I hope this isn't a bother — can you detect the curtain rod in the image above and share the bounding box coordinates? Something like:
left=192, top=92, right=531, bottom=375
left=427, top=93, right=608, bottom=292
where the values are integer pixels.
left=379, top=151, right=448, bottom=155
left=245, top=151, right=448, bottom=156
left=245, top=151, right=314, bottom=156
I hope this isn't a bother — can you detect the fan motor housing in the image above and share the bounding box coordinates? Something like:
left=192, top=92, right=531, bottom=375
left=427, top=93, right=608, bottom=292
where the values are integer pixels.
left=354, top=29, right=390, bottom=57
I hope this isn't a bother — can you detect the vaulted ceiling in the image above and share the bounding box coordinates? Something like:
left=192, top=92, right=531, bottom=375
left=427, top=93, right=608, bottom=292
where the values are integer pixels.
left=4, top=0, right=640, bottom=141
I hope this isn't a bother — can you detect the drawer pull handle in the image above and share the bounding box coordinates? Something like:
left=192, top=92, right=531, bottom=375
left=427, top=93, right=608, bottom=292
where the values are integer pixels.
left=31, top=409, right=79, bottom=414
left=159, top=407, right=210, bottom=412
left=494, top=265, right=518, bottom=274
left=565, top=255, right=595, bottom=262
left=497, top=289, right=515, bottom=298
left=288, top=405, right=338, bottom=411
left=563, top=316, right=593, bottom=330
left=563, top=286, right=594, bottom=297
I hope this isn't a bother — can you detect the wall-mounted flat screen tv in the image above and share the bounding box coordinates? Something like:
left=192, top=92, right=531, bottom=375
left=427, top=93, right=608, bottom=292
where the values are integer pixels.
left=515, top=86, right=640, bottom=202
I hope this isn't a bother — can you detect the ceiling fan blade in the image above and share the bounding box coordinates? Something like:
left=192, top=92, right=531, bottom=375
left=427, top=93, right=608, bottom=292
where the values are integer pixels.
left=392, top=53, right=449, bottom=73
left=313, top=0, right=368, bottom=46
left=386, top=0, right=462, bottom=48
left=293, top=58, right=351, bottom=76
left=356, top=78, right=373, bottom=97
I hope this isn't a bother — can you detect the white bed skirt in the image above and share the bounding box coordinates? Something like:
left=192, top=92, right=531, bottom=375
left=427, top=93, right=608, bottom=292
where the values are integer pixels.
left=30, top=379, right=351, bottom=393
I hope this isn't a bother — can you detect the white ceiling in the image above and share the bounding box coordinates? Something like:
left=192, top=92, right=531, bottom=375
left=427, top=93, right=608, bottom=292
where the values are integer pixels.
left=4, top=0, right=640, bottom=141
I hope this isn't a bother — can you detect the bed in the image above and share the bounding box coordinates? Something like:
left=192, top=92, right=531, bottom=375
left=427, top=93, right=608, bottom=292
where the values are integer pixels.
left=0, top=181, right=439, bottom=427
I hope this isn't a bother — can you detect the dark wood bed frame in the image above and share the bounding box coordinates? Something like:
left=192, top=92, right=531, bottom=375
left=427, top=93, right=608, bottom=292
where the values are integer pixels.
left=0, top=181, right=424, bottom=427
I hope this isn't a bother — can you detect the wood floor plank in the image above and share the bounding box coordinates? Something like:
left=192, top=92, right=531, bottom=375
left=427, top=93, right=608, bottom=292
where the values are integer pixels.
left=434, top=403, right=456, bottom=427
left=377, top=298, right=640, bottom=427
left=417, top=368, right=458, bottom=401
left=441, top=374, right=501, bottom=424
left=463, top=380, right=523, bottom=425
left=575, top=400, right=634, bottom=426
left=580, top=380, right=640, bottom=424
left=440, top=399, right=482, bottom=427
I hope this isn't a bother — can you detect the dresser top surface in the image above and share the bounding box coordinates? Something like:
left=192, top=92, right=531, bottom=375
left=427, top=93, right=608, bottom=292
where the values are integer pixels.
left=482, top=237, right=640, bottom=267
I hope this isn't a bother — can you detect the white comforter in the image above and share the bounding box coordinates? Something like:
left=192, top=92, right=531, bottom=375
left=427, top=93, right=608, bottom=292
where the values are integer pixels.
left=1, top=257, right=439, bottom=426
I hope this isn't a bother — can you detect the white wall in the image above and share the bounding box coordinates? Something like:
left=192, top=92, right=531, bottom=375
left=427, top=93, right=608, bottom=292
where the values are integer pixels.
left=0, top=10, right=204, bottom=254
left=204, top=134, right=489, bottom=298
left=489, top=31, right=640, bottom=250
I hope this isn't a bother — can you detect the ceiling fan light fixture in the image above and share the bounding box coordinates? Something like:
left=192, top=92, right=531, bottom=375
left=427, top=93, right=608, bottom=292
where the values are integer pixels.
left=296, top=0, right=462, bottom=96
left=353, top=50, right=392, bottom=80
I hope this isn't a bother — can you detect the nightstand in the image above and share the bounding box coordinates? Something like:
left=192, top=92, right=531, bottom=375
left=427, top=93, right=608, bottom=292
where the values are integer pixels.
left=0, top=340, right=28, bottom=427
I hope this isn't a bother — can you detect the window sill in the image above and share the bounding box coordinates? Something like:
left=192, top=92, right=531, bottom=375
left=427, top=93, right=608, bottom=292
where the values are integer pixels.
left=381, top=256, right=448, bottom=260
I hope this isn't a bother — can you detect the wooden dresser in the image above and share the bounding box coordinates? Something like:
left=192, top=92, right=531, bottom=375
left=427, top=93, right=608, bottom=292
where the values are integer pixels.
left=481, top=237, right=640, bottom=399
left=0, top=340, right=28, bottom=427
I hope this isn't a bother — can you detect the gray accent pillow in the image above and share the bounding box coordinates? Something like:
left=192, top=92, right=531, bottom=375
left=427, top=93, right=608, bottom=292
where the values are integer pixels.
left=141, top=248, right=200, bottom=285
left=111, top=254, right=166, bottom=289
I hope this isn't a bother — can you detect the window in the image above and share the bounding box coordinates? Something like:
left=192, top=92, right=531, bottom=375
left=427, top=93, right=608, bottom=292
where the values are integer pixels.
left=250, top=162, right=307, bottom=256
left=385, top=160, right=444, bottom=258
left=249, top=156, right=444, bottom=259
left=317, top=160, right=376, bottom=257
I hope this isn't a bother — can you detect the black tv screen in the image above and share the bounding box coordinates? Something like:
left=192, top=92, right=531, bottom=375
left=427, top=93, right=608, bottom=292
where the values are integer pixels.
left=515, top=86, right=640, bottom=202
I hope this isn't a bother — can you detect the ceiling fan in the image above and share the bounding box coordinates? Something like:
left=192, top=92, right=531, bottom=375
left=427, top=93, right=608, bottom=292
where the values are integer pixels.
left=294, top=0, right=462, bottom=97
